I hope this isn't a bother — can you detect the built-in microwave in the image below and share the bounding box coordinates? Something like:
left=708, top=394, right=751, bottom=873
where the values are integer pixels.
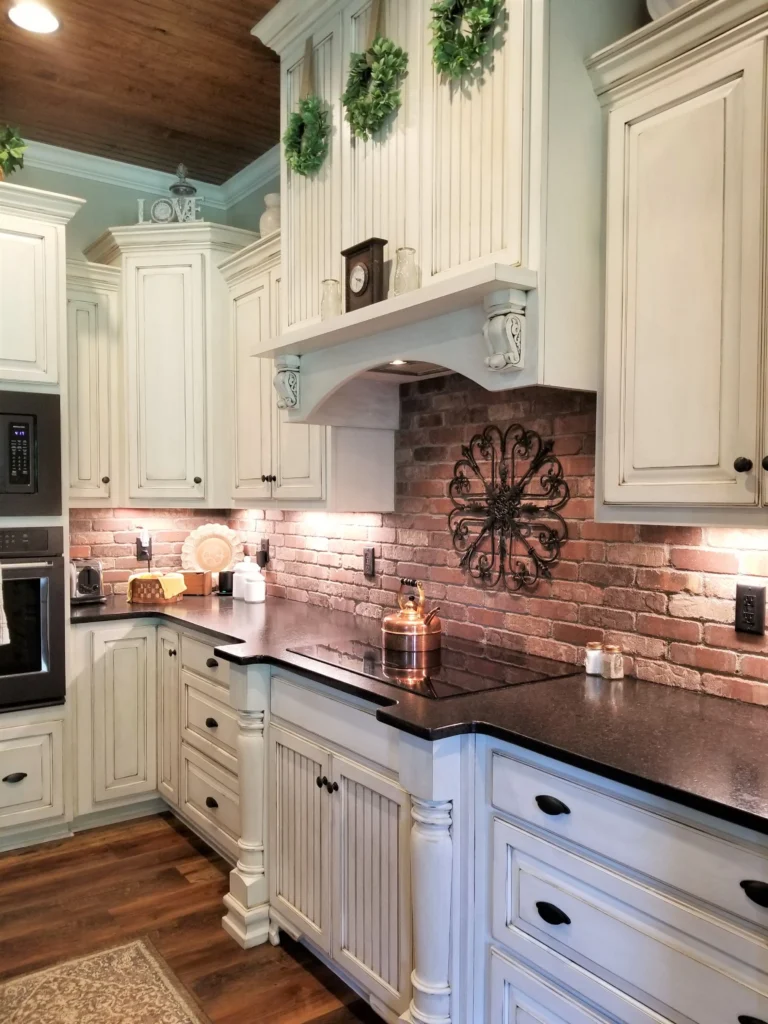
left=0, top=390, right=61, bottom=517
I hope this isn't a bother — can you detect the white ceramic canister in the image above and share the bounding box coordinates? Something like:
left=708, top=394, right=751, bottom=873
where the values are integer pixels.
left=244, top=566, right=266, bottom=604
left=232, top=556, right=253, bottom=601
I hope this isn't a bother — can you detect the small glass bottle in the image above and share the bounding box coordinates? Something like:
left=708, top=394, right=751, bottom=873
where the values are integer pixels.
left=601, top=644, right=624, bottom=680
left=320, top=278, right=342, bottom=320
left=393, top=247, right=419, bottom=296
left=584, top=642, right=603, bottom=675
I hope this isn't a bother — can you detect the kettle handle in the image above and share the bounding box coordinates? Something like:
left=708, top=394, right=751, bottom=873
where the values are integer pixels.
left=399, top=578, right=426, bottom=612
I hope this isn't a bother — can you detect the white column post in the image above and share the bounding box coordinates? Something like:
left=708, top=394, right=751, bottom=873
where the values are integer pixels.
left=222, top=663, right=270, bottom=948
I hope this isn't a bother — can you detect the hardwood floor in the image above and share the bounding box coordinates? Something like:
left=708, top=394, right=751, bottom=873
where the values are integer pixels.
left=0, top=814, right=382, bottom=1024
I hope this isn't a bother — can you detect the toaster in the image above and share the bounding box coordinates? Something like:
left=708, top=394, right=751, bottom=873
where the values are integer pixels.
left=70, top=558, right=106, bottom=605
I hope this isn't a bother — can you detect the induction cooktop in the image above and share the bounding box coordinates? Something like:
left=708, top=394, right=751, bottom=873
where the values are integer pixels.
left=287, top=638, right=579, bottom=700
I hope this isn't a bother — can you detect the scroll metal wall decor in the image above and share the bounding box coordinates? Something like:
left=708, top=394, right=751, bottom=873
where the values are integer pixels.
left=449, top=424, right=569, bottom=591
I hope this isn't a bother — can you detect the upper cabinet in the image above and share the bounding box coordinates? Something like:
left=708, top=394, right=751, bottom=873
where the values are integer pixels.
left=589, top=0, right=768, bottom=525
left=0, top=183, right=83, bottom=386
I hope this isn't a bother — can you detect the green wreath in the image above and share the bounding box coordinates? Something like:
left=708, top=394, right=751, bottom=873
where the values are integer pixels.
left=431, top=0, right=502, bottom=79
left=283, top=96, right=331, bottom=177
left=342, top=36, right=409, bottom=142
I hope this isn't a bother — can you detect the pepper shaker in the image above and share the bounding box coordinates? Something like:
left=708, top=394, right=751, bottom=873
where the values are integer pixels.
left=601, top=644, right=624, bottom=680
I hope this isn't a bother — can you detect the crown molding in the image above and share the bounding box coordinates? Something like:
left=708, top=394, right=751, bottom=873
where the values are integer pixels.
left=252, top=0, right=340, bottom=53
left=219, top=230, right=281, bottom=284
left=22, top=140, right=281, bottom=212
left=0, top=181, right=85, bottom=224
left=66, top=257, right=121, bottom=290
left=85, top=222, right=259, bottom=265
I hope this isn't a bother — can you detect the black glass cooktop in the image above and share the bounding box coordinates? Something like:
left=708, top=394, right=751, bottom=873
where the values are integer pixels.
left=288, top=638, right=579, bottom=700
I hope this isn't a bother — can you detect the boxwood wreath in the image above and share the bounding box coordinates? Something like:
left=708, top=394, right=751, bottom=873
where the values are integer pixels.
left=283, top=96, right=331, bottom=177
left=342, top=36, right=409, bottom=141
left=431, top=0, right=503, bottom=79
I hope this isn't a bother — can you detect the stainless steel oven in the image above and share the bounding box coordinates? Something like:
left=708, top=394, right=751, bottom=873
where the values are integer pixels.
left=0, top=527, right=65, bottom=712
left=0, top=390, right=62, bottom=517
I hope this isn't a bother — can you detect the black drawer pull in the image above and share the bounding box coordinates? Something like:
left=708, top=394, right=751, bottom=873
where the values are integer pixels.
left=536, top=901, right=571, bottom=927
left=101, top=476, right=110, bottom=485
left=535, top=795, right=571, bottom=817
left=316, top=775, right=324, bottom=789
left=741, top=880, right=768, bottom=908
left=205, top=717, right=218, bottom=729
left=2, top=772, right=27, bottom=784
left=739, top=1017, right=768, bottom=1024
left=194, top=476, right=202, bottom=484
left=205, top=796, right=218, bottom=809
left=206, top=658, right=218, bottom=669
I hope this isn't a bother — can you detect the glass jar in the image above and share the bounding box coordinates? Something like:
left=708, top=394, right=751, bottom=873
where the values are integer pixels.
left=320, top=278, right=342, bottom=320
left=601, top=644, right=624, bottom=680
left=584, top=642, right=603, bottom=675
left=393, top=247, right=419, bottom=296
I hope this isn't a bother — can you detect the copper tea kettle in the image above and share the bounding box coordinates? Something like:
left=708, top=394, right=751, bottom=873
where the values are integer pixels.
left=381, top=578, right=441, bottom=653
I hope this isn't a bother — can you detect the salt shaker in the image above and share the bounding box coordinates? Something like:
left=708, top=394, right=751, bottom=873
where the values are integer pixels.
left=584, top=642, right=603, bottom=675
left=601, top=644, right=624, bottom=680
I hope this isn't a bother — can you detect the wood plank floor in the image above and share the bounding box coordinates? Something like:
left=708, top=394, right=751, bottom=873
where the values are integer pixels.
left=0, top=813, right=383, bottom=1024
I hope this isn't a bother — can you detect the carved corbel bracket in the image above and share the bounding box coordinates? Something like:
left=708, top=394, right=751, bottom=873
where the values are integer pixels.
left=482, top=288, right=527, bottom=372
left=274, top=355, right=301, bottom=410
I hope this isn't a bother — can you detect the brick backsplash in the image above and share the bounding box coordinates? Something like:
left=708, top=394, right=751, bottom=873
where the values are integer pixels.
left=71, top=375, right=768, bottom=706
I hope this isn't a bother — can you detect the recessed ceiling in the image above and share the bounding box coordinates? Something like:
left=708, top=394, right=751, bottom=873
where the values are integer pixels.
left=0, top=0, right=282, bottom=185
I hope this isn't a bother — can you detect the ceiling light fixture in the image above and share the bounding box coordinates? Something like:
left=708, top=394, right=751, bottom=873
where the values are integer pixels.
left=8, top=1, right=59, bottom=33
left=390, top=359, right=407, bottom=366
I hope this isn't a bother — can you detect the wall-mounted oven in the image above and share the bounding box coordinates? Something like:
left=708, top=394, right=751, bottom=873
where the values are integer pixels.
left=0, top=390, right=61, bottom=517
left=0, top=527, right=65, bottom=712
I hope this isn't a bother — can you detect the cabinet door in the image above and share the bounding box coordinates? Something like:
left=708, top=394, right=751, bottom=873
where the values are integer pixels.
left=67, top=287, right=112, bottom=501
left=124, top=253, right=205, bottom=501
left=230, top=269, right=272, bottom=502
left=603, top=42, right=764, bottom=506
left=0, top=213, right=60, bottom=384
left=330, top=754, right=411, bottom=1015
left=92, top=627, right=157, bottom=803
left=157, top=627, right=180, bottom=806
left=269, top=725, right=331, bottom=952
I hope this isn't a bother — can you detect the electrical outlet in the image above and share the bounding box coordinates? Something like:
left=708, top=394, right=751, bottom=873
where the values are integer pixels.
left=363, top=546, right=375, bottom=578
left=736, top=583, right=766, bottom=635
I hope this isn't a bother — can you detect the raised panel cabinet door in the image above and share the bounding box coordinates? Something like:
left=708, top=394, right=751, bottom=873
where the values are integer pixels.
left=124, top=253, right=206, bottom=501
left=157, top=627, right=180, bottom=806
left=269, top=725, right=331, bottom=952
left=330, top=754, right=412, bottom=1015
left=67, top=288, right=112, bottom=501
left=0, top=213, right=60, bottom=384
left=603, top=42, right=765, bottom=506
left=230, top=269, right=272, bottom=501
left=92, top=627, right=157, bottom=803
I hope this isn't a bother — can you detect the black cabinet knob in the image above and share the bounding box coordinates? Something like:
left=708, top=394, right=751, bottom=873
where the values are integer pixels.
left=205, top=796, right=218, bottom=809
left=206, top=658, right=218, bottom=669
left=739, top=1017, right=768, bottom=1024
left=168, top=648, right=177, bottom=657
left=101, top=476, right=110, bottom=485
left=205, top=717, right=218, bottom=729
left=535, top=795, right=571, bottom=817
left=2, top=772, right=27, bottom=784
left=536, top=901, right=571, bottom=927
left=194, top=476, right=202, bottom=484
left=741, top=880, right=768, bottom=908
left=325, top=779, right=339, bottom=794
left=316, top=775, right=324, bottom=789
left=762, top=457, right=768, bottom=472
left=734, top=457, right=754, bottom=473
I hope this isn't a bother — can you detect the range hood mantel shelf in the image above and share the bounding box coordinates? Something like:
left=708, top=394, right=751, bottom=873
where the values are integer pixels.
left=258, top=262, right=537, bottom=360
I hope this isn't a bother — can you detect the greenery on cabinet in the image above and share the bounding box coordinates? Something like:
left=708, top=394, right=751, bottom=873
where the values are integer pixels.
left=431, top=0, right=503, bottom=79
left=283, top=96, right=331, bottom=177
left=342, top=36, right=409, bottom=141
left=0, top=126, right=26, bottom=179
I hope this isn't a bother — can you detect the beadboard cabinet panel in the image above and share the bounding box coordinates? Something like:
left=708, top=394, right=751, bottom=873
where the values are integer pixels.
left=602, top=40, right=765, bottom=507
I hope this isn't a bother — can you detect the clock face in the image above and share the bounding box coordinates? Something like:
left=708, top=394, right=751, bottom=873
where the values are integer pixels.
left=349, top=262, right=369, bottom=295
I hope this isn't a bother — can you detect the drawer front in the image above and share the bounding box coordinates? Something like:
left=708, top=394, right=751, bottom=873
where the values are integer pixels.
left=181, top=743, right=239, bottom=860
left=0, top=721, right=64, bottom=829
left=493, top=818, right=768, bottom=1024
left=181, top=670, right=238, bottom=774
left=181, top=635, right=230, bottom=688
left=492, top=751, right=768, bottom=927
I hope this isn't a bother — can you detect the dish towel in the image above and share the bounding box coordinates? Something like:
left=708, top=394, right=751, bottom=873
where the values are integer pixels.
left=126, top=572, right=187, bottom=602
left=0, top=565, right=9, bottom=646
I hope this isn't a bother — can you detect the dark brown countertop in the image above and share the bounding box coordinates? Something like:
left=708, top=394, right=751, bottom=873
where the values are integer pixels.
left=71, top=595, right=768, bottom=835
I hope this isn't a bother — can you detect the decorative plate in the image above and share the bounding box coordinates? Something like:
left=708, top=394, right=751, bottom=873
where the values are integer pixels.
left=646, top=0, right=692, bottom=19
left=181, top=524, right=243, bottom=573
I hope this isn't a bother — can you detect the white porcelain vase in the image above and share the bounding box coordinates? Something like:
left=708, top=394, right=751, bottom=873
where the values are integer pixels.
left=646, top=0, right=691, bottom=19
left=259, top=193, right=281, bottom=235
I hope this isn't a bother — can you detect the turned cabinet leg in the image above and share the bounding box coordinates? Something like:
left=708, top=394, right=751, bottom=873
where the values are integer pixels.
left=222, top=708, right=270, bottom=948
left=409, top=797, right=453, bottom=1024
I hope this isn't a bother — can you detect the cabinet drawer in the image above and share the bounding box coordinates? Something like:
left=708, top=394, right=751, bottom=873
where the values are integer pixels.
left=492, top=817, right=768, bottom=1024
left=181, top=670, right=238, bottom=775
left=181, top=636, right=230, bottom=688
left=181, top=743, right=239, bottom=860
left=492, top=750, right=768, bottom=927
left=0, top=721, right=64, bottom=829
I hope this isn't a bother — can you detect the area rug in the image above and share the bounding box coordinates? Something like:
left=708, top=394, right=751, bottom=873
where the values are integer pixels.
left=0, top=939, right=211, bottom=1024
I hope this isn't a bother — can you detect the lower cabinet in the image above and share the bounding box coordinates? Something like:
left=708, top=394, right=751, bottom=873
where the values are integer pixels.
left=269, top=724, right=412, bottom=1017
left=181, top=742, right=240, bottom=861
left=0, top=719, right=65, bottom=832
left=157, top=627, right=180, bottom=807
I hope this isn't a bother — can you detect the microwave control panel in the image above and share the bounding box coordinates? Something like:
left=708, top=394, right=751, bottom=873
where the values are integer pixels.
left=0, top=414, right=35, bottom=494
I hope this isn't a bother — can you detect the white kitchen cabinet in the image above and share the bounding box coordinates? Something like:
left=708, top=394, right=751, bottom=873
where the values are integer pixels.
left=0, top=719, right=65, bottom=832
left=590, top=2, right=768, bottom=524
left=0, top=184, right=83, bottom=386
left=66, top=261, right=120, bottom=503
left=157, top=627, right=180, bottom=807
left=91, top=625, right=157, bottom=804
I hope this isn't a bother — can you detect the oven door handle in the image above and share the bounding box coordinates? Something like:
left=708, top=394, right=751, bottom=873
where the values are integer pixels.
left=0, top=561, right=54, bottom=570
